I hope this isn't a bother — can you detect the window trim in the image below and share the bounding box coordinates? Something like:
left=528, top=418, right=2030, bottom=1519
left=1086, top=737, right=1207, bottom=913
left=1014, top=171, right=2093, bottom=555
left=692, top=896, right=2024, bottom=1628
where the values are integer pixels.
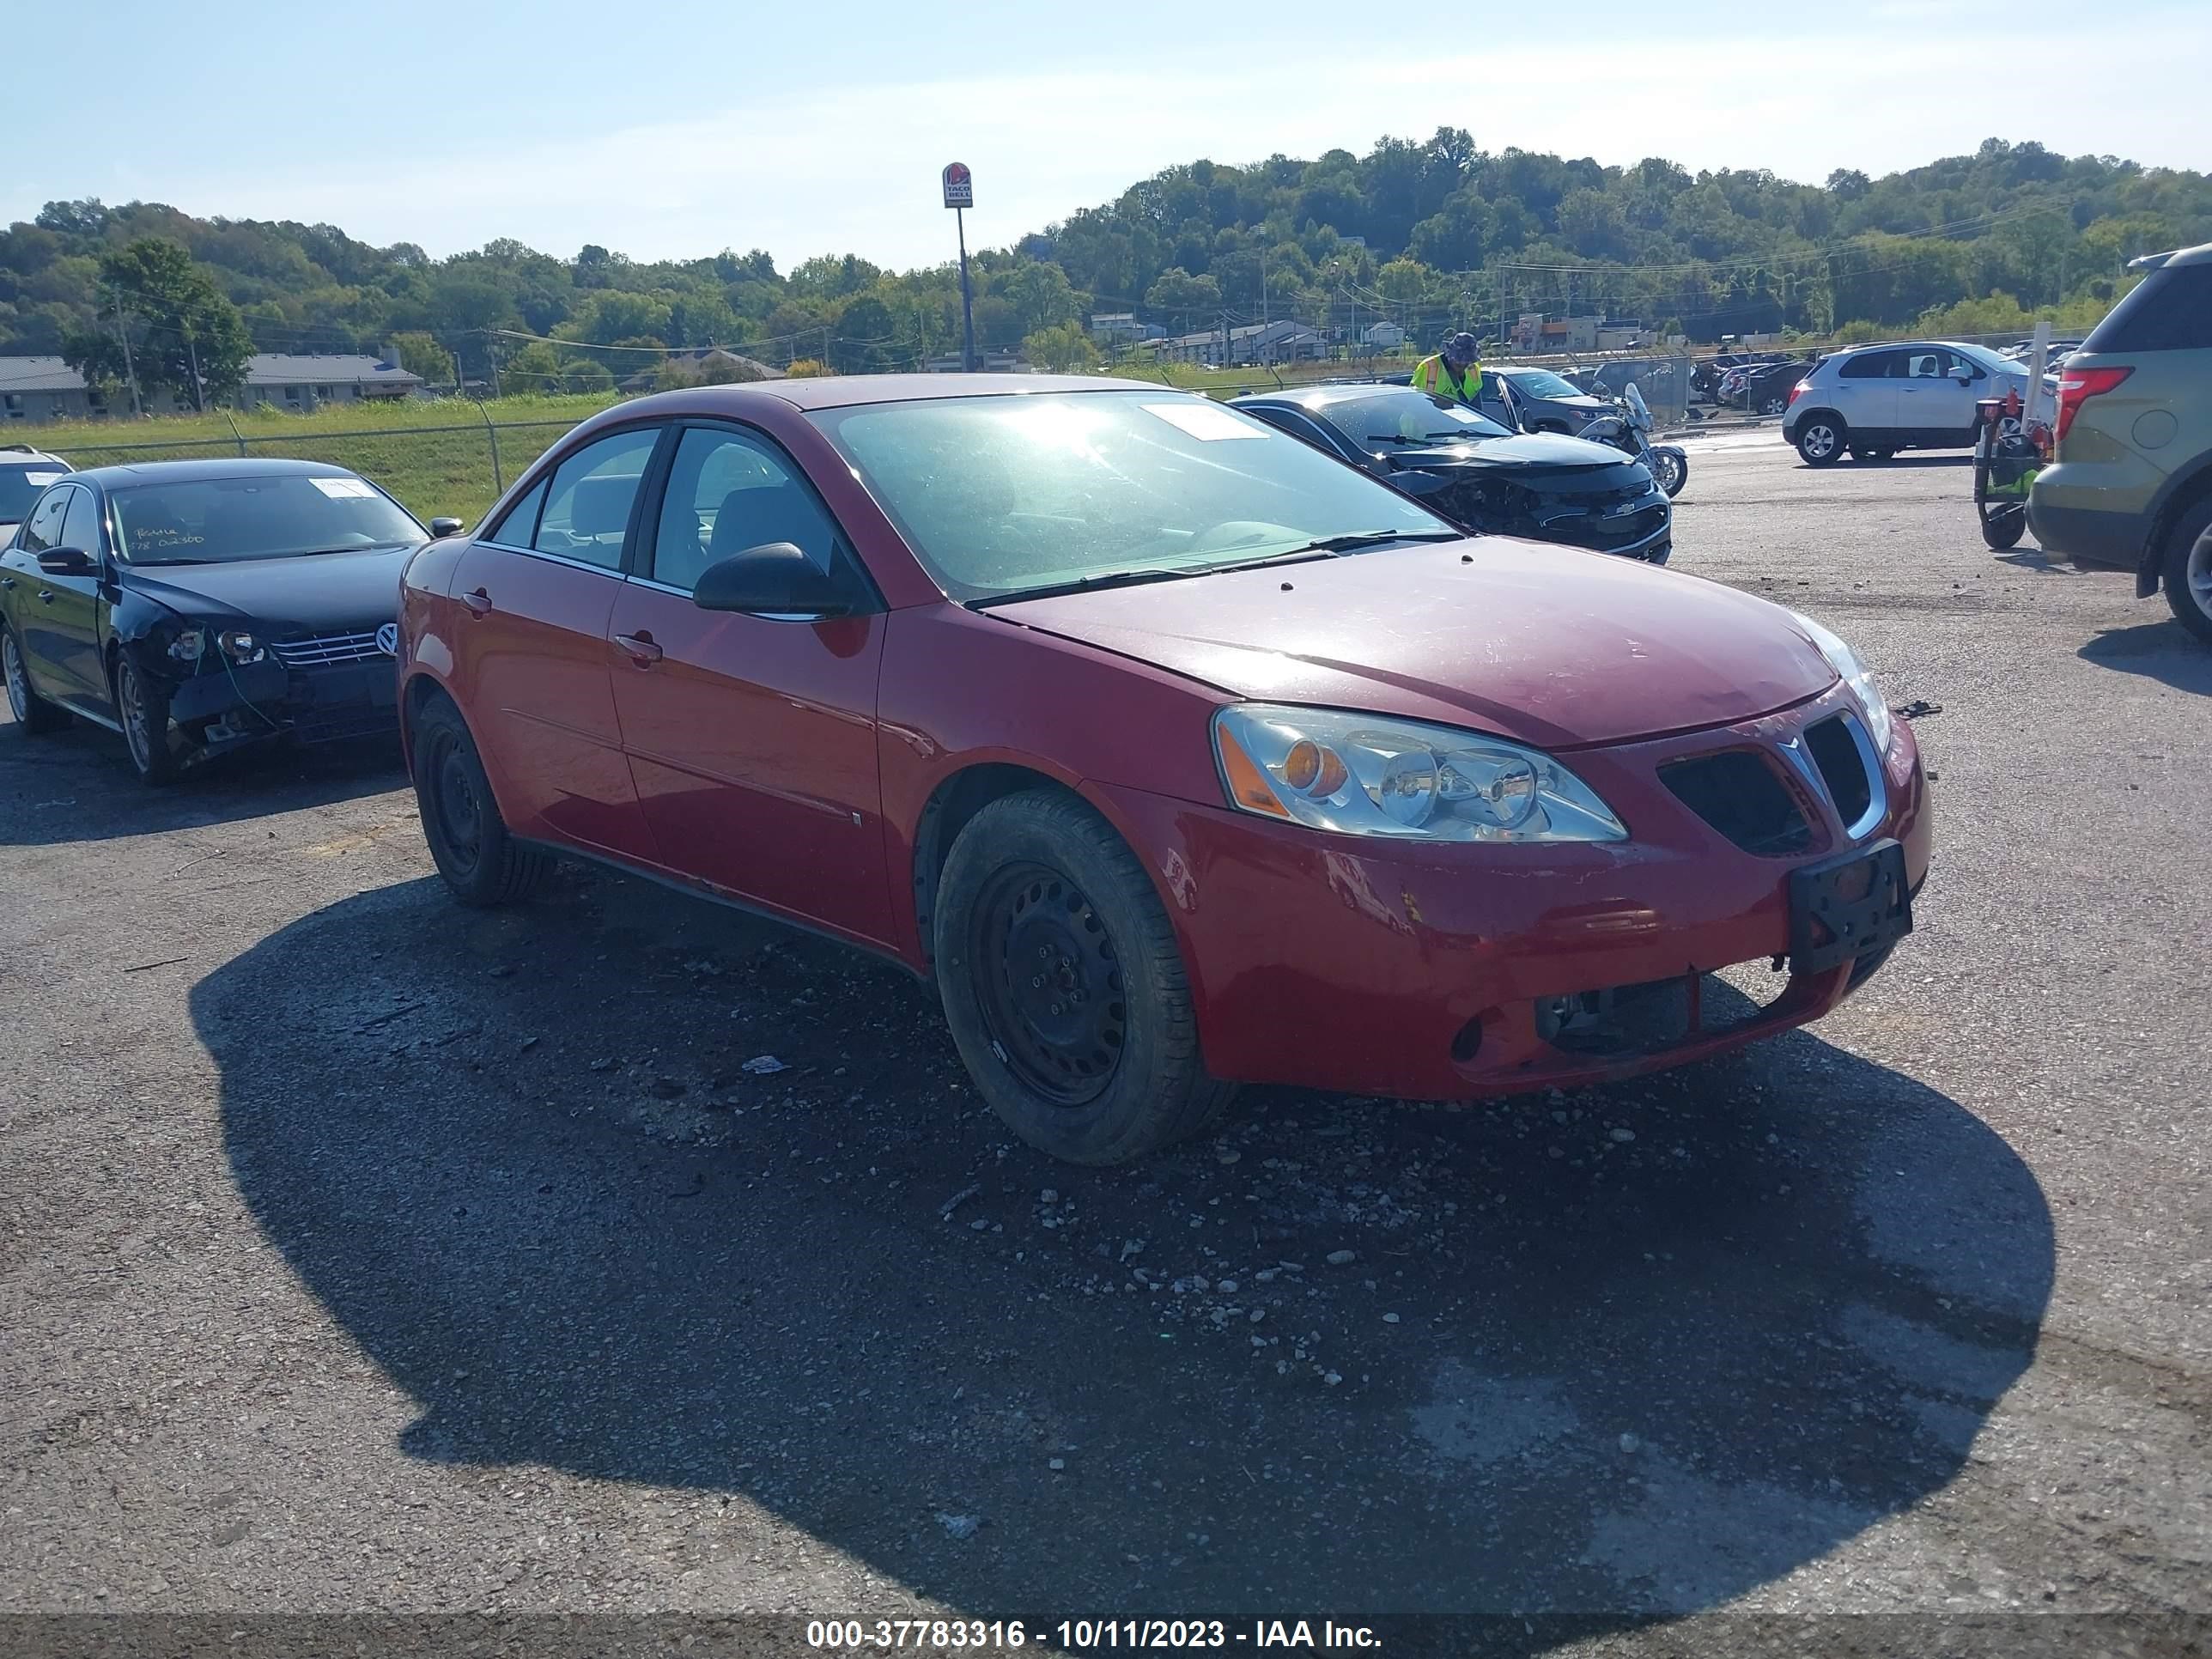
left=17, top=483, right=73, bottom=553
left=630, top=416, right=884, bottom=613
left=478, top=477, right=550, bottom=552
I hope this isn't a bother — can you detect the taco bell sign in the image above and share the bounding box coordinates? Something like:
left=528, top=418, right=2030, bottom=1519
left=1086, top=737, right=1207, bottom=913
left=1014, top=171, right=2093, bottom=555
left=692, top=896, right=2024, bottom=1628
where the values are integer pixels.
left=942, top=161, right=974, bottom=210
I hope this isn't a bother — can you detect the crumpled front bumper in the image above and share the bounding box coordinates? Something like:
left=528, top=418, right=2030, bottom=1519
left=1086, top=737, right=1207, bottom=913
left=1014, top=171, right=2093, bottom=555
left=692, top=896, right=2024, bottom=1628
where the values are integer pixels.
left=1092, top=690, right=1929, bottom=1101
left=164, top=655, right=399, bottom=750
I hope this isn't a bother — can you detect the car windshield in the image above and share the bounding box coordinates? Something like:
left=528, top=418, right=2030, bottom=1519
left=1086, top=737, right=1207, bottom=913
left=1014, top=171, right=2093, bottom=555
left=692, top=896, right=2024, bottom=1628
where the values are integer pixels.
left=110, top=473, right=422, bottom=564
left=0, top=464, right=67, bottom=523
left=1501, top=368, right=1583, bottom=399
left=1314, top=389, right=1512, bottom=445
left=806, top=390, right=1452, bottom=603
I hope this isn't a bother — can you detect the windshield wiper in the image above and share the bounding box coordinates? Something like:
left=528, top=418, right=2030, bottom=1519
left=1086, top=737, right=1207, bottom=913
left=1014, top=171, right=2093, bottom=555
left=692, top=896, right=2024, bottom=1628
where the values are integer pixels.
left=970, top=548, right=1345, bottom=610
left=1275, top=529, right=1465, bottom=556
left=1367, top=434, right=1480, bottom=447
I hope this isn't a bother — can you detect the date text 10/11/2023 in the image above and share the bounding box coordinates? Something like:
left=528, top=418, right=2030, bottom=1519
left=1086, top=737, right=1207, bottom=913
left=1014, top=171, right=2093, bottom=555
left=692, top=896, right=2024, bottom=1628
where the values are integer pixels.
left=805, top=1619, right=1383, bottom=1650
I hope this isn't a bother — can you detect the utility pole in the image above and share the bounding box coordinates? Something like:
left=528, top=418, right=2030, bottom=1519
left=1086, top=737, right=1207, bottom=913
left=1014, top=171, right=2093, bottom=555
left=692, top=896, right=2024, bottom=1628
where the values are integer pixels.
left=110, top=295, right=142, bottom=417
left=185, top=332, right=204, bottom=413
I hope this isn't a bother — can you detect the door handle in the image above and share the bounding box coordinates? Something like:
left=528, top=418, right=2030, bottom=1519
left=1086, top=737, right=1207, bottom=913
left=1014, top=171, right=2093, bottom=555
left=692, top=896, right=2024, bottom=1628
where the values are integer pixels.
left=613, top=631, right=663, bottom=666
left=0, top=576, right=15, bottom=590
left=37, top=590, right=55, bottom=604
left=462, top=587, right=492, bottom=617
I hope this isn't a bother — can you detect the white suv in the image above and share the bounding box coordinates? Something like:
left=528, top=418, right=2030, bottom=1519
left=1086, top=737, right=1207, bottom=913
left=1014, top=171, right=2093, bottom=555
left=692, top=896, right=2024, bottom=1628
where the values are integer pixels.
left=1782, top=341, right=2033, bottom=466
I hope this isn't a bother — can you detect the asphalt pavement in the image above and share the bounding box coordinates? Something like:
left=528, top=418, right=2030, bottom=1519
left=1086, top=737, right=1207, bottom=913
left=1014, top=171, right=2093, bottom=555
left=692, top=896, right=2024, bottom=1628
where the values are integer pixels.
left=2, top=439, right=2206, bottom=1658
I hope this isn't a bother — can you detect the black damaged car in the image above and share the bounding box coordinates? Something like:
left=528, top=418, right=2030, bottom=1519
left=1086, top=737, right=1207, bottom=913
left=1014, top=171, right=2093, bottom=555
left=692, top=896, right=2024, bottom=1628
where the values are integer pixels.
left=1, top=458, right=460, bottom=783
left=1231, top=383, right=1673, bottom=564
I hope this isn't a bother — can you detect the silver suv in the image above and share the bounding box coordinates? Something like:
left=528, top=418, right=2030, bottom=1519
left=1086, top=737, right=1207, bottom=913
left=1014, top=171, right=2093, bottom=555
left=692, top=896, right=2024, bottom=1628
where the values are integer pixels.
left=1783, top=342, right=2034, bottom=465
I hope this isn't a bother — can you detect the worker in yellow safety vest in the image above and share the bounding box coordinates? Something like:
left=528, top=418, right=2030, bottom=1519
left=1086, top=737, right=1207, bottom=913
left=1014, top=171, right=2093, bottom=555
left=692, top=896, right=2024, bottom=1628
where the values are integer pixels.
left=1410, top=331, right=1488, bottom=404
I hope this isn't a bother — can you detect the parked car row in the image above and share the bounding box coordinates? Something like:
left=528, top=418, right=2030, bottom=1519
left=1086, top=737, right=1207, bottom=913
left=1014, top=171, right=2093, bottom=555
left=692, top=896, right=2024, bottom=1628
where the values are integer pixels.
left=4, top=375, right=1925, bottom=1166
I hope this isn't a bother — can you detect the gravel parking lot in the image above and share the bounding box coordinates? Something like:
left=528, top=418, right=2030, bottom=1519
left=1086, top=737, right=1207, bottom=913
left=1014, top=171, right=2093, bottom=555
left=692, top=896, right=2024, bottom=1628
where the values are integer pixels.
left=3, top=440, right=2206, bottom=1656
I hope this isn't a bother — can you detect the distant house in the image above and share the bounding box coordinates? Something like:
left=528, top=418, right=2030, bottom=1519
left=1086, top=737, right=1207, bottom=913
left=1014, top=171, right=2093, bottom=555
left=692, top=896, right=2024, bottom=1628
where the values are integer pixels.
left=617, top=348, right=786, bottom=394
left=0, top=357, right=114, bottom=423
left=1088, top=313, right=1161, bottom=345
left=0, top=350, right=422, bottom=422
left=1149, top=318, right=1328, bottom=368
left=1363, top=322, right=1407, bottom=350
left=922, top=349, right=1030, bottom=374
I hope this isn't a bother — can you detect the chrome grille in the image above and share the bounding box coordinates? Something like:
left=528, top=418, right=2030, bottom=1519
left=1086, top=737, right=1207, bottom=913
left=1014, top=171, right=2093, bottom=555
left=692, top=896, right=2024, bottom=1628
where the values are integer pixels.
left=270, top=631, right=386, bottom=667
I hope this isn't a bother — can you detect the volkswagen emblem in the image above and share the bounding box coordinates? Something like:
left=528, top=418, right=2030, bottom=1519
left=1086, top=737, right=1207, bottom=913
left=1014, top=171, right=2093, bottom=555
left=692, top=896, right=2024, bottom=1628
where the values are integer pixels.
left=375, top=623, right=400, bottom=657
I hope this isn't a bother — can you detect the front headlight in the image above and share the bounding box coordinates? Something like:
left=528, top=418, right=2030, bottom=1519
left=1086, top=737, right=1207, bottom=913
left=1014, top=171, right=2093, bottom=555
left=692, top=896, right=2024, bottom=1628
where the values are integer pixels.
left=1789, top=611, right=1893, bottom=753
left=164, top=628, right=204, bottom=663
left=216, top=629, right=266, bottom=664
left=1212, top=704, right=1626, bottom=843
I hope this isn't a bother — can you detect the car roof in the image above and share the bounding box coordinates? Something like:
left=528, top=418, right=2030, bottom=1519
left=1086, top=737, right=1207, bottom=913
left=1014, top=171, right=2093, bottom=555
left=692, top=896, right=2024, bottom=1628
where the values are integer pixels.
left=2130, top=240, right=2211, bottom=271
left=59, top=457, right=365, bottom=489
left=620, top=373, right=1170, bottom=416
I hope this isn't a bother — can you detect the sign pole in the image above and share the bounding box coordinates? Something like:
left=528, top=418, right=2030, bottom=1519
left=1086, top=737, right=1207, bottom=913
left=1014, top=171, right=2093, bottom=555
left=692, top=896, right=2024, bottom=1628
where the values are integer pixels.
left=957, top=207, right=976, bottom=374
left=943, top=161, right=977, bottom=373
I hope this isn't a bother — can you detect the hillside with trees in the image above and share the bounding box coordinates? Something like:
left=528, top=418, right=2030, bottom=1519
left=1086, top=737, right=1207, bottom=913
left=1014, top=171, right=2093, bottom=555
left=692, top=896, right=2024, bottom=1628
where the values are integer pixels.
left=3, top=136, right=2205, bottom=396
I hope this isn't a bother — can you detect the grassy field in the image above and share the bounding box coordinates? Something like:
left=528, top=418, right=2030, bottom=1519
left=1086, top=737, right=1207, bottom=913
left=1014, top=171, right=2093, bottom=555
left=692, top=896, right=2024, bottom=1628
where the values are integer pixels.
left=24, top=361, right=1431, bottom=525
left=28, top=393, right=621, bottom=524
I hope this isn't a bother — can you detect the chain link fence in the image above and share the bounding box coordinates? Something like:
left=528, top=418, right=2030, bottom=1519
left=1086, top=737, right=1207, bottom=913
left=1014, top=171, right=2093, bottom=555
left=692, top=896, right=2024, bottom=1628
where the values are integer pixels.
left=34, top=412, right=586, bottom=525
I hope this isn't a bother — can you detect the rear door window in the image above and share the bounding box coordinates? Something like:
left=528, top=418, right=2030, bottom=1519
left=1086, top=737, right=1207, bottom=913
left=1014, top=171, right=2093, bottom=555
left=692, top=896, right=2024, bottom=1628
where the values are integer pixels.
left=2081, top=264, right=2212, bottom=352
left=533, top=428, right=662, bottom=570
left=16, top=487, right=69, bottom=553
left=1838, top=349, right=1904, bottom=380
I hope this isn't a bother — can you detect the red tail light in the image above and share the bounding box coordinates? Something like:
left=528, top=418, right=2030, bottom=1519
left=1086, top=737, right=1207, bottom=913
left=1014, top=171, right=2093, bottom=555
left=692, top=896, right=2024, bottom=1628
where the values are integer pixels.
left=1787, top=381, right=1808, bottom=406
left=2054, top=365, right=2132, bottom=445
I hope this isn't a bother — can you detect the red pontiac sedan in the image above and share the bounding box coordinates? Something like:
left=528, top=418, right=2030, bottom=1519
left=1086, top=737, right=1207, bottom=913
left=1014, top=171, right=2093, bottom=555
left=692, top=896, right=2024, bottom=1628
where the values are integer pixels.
left=398, top=377, right=1929, bottom=1164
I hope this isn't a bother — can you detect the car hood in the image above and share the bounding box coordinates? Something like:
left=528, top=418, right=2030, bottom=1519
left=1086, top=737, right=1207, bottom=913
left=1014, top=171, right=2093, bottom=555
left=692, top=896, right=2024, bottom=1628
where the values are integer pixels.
left=118, top=543, right=420, bottom=631
left=991, top=539, right=1836, bottom=750
left=1386, top=431, right=1632, bottom=471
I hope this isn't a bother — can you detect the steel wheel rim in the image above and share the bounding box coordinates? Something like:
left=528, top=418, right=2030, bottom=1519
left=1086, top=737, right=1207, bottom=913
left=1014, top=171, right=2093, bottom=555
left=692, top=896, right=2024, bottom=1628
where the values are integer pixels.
left=118, top=661, right=154, bottom=770
left=969, top=860, right=1126, bottom=1108
left=430, top=735, right=483, bottom=871
left=3, top=634, right=26, bottom=723
left=2189, top=530, right=2212, bottom=617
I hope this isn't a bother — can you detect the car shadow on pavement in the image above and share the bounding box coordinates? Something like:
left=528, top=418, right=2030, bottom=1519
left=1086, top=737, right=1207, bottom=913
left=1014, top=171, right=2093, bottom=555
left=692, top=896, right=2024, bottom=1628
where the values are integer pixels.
left=2077, top=619, right=2212, bottom=695
left=198, top=871, right=2053, bottom=1643
left=0, top=714, right=402, bottom=848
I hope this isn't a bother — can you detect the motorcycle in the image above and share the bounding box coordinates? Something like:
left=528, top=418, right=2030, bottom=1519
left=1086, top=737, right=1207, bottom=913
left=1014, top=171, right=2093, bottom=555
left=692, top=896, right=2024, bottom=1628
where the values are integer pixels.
left=1573, top=383, right=1688, bottom=498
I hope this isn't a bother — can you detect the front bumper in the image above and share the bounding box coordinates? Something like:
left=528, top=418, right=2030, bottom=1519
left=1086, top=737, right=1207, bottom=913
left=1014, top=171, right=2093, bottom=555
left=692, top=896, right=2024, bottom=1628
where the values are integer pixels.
left=1097, top=685, right=1930, bottom=1101
left=166, top=654, right=400, bottom=750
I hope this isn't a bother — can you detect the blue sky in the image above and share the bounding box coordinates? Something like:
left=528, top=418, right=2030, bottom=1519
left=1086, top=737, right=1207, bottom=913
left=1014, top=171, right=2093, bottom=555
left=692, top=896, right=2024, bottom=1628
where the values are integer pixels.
left=16, top=1, right=2211, bottom=271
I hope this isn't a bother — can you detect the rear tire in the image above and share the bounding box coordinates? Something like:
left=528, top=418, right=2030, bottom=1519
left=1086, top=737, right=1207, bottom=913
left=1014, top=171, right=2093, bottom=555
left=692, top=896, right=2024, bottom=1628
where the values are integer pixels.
left=933, top=789, right=1236, bottom=1165
left=2160, top=497, right=2212, bottom=647
left=3, top=624, right=69, bottom=734
left=1795, top=416, right=1846, bottom=466
left=411, top=694, right=551, bottom=905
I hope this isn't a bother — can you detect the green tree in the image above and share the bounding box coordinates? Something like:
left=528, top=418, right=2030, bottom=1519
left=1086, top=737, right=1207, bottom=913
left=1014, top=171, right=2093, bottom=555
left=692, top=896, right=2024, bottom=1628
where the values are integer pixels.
left=1023, top=324, right=1101, bottom=373
left=1144, top=266, right=1222, bottom=326
left=388, top=330, right=454, bottom=386
left=61, top=236, right=252, bottom=410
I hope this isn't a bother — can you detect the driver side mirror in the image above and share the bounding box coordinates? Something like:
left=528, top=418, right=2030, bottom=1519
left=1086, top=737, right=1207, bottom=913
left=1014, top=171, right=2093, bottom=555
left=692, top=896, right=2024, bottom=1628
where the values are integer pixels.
left=692, top=541, right=852, bottom=619
left=36, top=546, right=94, bottom=576
left=428, top=516, right=465, bottom=538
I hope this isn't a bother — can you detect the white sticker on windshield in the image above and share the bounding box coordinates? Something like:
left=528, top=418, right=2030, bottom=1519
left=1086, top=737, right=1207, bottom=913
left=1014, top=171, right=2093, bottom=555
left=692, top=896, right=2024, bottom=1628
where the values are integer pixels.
left=1442, top=406, right=1483, bottom=423
left=310, top=476, right=376, bottom=498
left=22, top=471, right=62, bottom=485
left=1142, top=401, right=1266, bottom=441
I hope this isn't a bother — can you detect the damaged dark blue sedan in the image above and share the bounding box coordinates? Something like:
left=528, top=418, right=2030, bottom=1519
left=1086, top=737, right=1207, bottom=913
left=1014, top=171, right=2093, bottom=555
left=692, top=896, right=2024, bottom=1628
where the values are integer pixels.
left=0, top=458, right=459, bottom=783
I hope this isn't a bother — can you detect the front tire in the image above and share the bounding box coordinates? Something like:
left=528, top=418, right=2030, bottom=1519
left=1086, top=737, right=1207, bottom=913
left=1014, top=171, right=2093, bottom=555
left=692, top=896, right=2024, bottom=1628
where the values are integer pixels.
left=2160, top=498, right=2212, bottom=647
left=411, top=694, right=551, bottom=905
left=933, top=790, right=1235, bottom=1165
left=1650, top=447, right=1688, bottom=497
left=3, top=624, right=68, bottom=734
left=1795, top=415, right=1846, bottom=466
left=114, top=654, right=183, bottom=785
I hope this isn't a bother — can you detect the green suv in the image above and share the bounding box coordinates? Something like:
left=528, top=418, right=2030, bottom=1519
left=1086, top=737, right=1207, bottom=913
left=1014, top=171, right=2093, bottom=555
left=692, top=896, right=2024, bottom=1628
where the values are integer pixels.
left=2027, top=241, right=2212, bottom=644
